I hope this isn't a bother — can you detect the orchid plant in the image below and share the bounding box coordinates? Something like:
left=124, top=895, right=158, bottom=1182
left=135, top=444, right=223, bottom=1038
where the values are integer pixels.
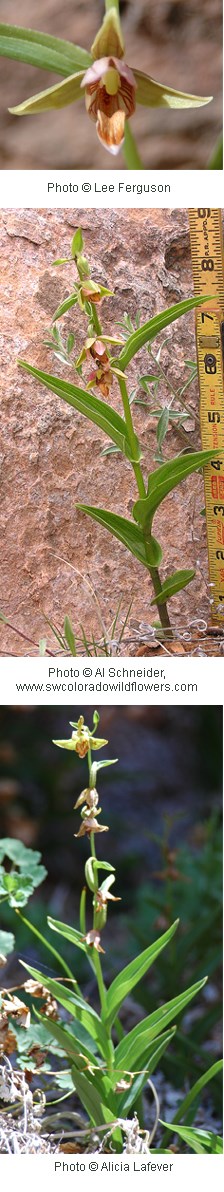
left=0, top=714, right=222, bottom=1153
left=0, top=1, right=212, bottom=167
left=18, top=229, right=219, bottom=640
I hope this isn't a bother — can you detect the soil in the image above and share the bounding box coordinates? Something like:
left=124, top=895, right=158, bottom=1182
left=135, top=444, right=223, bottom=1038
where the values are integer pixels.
left=0, top=0, right=222, bottom=170
left=1, top=205, right=224, bottom=656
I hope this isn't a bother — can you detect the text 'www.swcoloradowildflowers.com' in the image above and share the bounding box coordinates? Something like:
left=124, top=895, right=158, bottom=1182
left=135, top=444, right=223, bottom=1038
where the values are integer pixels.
left=15, top=666, right=197, bottom=695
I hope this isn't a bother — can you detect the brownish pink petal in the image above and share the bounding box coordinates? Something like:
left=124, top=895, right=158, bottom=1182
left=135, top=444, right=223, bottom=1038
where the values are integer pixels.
left=85, top=929, right=105, bottom=953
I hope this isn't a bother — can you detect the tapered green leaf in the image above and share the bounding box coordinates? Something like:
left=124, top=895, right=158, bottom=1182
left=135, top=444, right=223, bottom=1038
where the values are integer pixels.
left=117, top=1028, right=176, bottom=1115
left=20, top=961, right=108, bottom=1057
left=76, top=505, right=148, bottom=566
left=18, top=362, right=129, bottom=454
left=114, top=977, right=207, bottom=1072
left=36, top=1014, right=99, bottom=1071
left=37, top=1015, right=114, bottom=1112
left=133, top=450, right=220, bottom=530
left=9, top=71, right=84, bottom=116
left=0, top=25, right=91, bottom=75
left=159, top=1122, right=222, bottom=1154
left=64, top=615, right=77, bottom=655
left=48, top=916, right=86, bottom=951
left=150, top=569, right=195, bottom=604
left=104, top=920, right=179, bottom=1029
left=52, top=293, right=78, bottom=321
left=134, top=69, right=212, bottom=109
left=166, top=1060, right=223, bottom=1131
left=114, top=295, right=214, bottom=371
left=71, top=1063, right=115, bottom=1128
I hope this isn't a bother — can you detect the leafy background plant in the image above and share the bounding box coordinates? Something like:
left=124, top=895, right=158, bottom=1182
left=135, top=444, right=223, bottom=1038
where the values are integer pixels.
left=0, top=704, right=222, bottom=1150
left=0, top=0, right=221, bottom=169
left=1, top=207, right=224, bottom=655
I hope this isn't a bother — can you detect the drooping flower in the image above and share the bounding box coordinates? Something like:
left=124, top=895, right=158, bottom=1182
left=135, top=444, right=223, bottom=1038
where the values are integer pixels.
left=74, top=786, right=99, bottom=811
left=7, top=6, right=213, bottom=162
left=95, top=886, right=121, bottom=910
left=75, top=815, right=109, bottom=838
left=84, top=929, right=105, bottom=953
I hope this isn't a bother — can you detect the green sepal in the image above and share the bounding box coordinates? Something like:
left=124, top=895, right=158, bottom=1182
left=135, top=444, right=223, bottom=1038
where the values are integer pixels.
left=134, top=68, right=212, bottom=109
left=91, top=8, right=124, bottom=61
left=9, top=71, right=85, bottom=116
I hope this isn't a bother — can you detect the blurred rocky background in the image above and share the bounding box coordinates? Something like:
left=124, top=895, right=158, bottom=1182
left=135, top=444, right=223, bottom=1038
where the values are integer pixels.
left=0, top=0, right=222, bottom=169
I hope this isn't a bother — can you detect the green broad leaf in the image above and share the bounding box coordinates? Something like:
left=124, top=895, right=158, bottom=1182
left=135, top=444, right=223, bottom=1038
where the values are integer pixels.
left=114, top=976, right=207, bottom=1073
left=133, top=449, right=220, bottom=530
left=0, top=25, right=92, bottom=76
left=20, top=961, right=108, bottom=1058
left=116, top=1028, right=176, bottom=1115
left=40, top=1017, right=113, bottom=1106
left=63, top=615, right=77, bottom=655
left=36, top=1014, right=101, bottom=1076
left=71, top=1063, right=115, bottom=1128
left=18, top=362, right=129, bottom=455
left=9, top=71, right=84, bottom=116
left=134, top=69, right=212, bottom=110
left=150, top=568, right=195, bottom=604
left=0, top=929, right=15, bottom=958
left=166, top=1059, right=223, bottom=1132
left=159, top=1122, right=222, bottom=1154
left=104, top=920, right=179, bottom=1029
left=52, top=293, right=78, bottom=321
left=76, top=506, right=148, bottom=567
left=114, top=295, right=214, bottom=371
left=47, top=916, right=86, bottom=951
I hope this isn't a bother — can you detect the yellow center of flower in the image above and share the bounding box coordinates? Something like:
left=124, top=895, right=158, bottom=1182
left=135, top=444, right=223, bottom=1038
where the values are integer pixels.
left=102, top=68, right=120, bottom=96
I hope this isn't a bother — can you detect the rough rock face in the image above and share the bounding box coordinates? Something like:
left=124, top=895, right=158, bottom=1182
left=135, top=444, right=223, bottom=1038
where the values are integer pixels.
left=0, top=206, right=221, bottom=653
left=0, top=0, right=222, bottom=169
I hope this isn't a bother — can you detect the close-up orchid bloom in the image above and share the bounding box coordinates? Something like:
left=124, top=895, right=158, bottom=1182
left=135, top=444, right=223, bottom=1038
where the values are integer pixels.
left=0, top=2, right=213, bottom=167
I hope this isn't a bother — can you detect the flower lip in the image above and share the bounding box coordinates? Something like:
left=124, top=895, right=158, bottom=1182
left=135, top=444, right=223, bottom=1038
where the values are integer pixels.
left=82, top=57, right=137, bottom=156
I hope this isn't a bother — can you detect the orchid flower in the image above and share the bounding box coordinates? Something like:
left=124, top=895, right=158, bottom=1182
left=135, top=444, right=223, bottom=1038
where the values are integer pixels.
left=0, top=3, right=212, bottom=167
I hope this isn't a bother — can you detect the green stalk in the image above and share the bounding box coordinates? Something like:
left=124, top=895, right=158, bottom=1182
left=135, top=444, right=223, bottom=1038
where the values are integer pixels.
left=16, top=909, right=77, bottom=988
left=123, top=123, right=144, bottom=170
left=117, top=374, right=172, bottom=634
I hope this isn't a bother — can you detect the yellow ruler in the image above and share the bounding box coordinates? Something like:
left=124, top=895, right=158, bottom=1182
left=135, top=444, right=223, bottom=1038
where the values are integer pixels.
left=189, top=208, right=224, bottom=624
